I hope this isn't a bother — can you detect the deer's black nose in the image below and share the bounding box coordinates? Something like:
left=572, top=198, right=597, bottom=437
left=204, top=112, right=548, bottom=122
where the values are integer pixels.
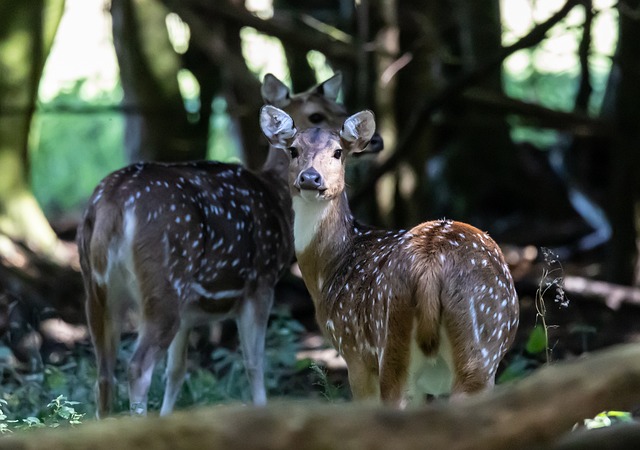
left=297, top=168, right=324, bottom=190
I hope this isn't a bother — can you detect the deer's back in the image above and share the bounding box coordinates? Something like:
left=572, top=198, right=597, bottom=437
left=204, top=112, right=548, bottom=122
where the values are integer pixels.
left=79, top=161, right=293, bottom=310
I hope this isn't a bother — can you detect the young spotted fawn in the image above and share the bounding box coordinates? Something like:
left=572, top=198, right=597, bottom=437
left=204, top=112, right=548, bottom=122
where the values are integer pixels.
left=260, top=105, right=518, bottom=407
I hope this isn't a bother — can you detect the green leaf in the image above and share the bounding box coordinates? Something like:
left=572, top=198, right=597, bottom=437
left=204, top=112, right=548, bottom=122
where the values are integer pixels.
left=582, top=411, right=633, bottom=430
left=497, top=355, right=533, bottom=383
left=526, top=325, right=547, bottom=354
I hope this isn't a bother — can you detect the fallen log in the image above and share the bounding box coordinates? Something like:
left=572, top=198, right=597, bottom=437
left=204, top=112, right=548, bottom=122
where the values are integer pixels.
left=3, top=343, right=640, bottom=450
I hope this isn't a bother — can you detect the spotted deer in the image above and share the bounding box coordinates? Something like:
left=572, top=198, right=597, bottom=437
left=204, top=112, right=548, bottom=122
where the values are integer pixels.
left=260, top=106, right=519, bottom=407
left=77, top=73, right=380, bottom=418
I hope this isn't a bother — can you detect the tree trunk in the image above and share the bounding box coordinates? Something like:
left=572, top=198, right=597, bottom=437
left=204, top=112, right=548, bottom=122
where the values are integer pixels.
left=600, top=0, right=640, bottom=284
left=0, top=0, right=66, bottom=257
left=438, top=0, right=519, bottom=225
left=222, top=0, right=265, bottom=170
left=111, top=0, right=205, bottom=163
left=391, top=0, right=446, bottom=226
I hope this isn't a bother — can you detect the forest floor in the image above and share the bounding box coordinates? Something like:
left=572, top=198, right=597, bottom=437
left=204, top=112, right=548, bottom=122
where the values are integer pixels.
left=2, top=232, right=640, bottom=420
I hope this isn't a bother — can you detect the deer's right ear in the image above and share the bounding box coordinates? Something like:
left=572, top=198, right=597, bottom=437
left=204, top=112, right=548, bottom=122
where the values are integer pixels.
left=260, top=105, right=297, bottom=149
left=340, top=110, right=376, bottom=153
left=261, top=74, right=291, bottom=108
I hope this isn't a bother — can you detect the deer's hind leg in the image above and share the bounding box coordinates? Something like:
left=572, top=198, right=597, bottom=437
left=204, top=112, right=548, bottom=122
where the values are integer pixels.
left=86, top=278, right=121, bottom=419
left=346, top=358, right=380, bottom=403
left=159, top=325, right=191, bottom=416
left=444, top=316, right=494, bottom=399
left=378, top=309, right=414, bottom=408
left=128, top=260, right=180, bottom=416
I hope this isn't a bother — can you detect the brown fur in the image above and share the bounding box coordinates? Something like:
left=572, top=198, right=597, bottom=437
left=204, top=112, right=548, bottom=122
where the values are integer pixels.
left=79, top=74, right=356, bottom=418
left=261, top=108, right=520, bottom=406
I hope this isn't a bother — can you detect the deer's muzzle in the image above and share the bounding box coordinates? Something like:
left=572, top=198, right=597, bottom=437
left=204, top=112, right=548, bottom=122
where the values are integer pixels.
left=296, top=168, right=326, bottom=192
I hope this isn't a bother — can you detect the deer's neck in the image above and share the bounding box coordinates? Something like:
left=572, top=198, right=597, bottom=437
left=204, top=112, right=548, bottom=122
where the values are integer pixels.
left=293, top=192, right=355, bottom=301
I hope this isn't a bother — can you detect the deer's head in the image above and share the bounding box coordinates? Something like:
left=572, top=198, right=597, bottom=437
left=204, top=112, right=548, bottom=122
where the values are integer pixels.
left=260, top=105, right=376, bottom=202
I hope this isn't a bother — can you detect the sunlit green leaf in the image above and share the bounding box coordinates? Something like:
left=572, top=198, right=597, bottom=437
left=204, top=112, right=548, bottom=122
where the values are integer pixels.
left=526, top=325, right=547, bottom=355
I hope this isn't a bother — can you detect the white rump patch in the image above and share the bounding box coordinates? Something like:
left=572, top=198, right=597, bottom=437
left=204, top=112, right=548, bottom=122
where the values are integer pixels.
left=406, top=324, right=454, bottom=403
left=90, top=207, right=141, bottom=320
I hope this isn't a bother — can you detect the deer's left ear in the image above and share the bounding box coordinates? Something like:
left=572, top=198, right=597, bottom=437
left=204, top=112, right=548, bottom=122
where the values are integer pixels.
left=340, top=110, right=376, bottom=153
left=260, top=105, right=297, bottom=149
left=261, top=74, right=291, bottom=108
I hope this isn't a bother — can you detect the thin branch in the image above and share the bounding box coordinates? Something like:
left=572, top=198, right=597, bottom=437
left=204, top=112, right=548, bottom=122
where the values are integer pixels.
left=563, top=275, right=640, bottom=310
left=350, top=0, right=585, bottom=206
left=461, top=88, right=610, bottom=136
left=183, top=0, right=360, bottom=63
left=575, top=0, right=594, bottom=113
left=161, top=0, right=260, bottom=95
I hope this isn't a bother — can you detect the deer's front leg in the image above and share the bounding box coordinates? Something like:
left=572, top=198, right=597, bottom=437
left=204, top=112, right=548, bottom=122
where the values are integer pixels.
left=236, top=287, right=273, bottom=406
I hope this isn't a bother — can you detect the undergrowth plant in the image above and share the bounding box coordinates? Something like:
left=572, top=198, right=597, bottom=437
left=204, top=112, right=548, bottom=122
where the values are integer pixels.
left=309, top=362, right=344, bottom=402
left=535, top=247, right=570, bottom=363
left=0, top=395, right=83, bottom=433
left=206, top=306, right=318, bottom=403
left=1, top=305, right=333, bottom=421
left=498, top=247, right=569, bottom=383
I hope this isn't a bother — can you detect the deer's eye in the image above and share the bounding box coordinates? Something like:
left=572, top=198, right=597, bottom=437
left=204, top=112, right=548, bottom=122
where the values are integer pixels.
left=333, top=149, right=343, bottom=159
left=288, top=147, right=299, bottom=158
left=308, top=113, right=325, bottom=124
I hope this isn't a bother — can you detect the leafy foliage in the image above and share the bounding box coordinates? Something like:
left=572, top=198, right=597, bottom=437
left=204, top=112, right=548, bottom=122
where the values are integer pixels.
left=31, top=79, right=126, bottom=216
left=0, top=306, right=342, bottom=423
left=0, top=395, right=84, bottom=433
left=498, top=247, right=570, bottom=383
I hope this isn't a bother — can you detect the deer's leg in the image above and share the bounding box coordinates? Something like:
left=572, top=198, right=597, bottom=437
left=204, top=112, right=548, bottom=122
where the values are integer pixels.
left=128, top=333, right=160, bottom=415
left=86, top=281, right=120, bottom=419
left=346, top=358, right=380, bottom=403
left=159, top=326, right=190, bottom=416
left=236, top=287, right=273, bottom=406
left=128, top=284, right=180, bottom=415
left=378, top=313, right=413, bottom=408
left=128, top=321, right=179, bottom=415
left=446, top=320, right=492, bottom=399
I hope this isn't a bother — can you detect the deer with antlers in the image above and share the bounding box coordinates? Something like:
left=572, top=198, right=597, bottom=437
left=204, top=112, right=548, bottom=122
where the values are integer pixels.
left=260, top=106, right=519, bottom=407
left=78, top=73, right=382, bottom=417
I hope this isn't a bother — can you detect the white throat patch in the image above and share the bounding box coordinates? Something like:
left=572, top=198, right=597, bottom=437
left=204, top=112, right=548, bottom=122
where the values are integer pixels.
left=292, top=195, right=330, bottom=254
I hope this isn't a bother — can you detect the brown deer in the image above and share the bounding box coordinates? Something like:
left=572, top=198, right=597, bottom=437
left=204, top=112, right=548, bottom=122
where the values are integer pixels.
left=260, top=106, right=519, bottom=407
left=78, top=73, right=380, bottom=418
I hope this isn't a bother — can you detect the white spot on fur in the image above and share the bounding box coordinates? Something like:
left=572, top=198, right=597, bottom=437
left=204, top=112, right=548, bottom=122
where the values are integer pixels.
left=192, top=283, right=243, bottom=300
left=468, top=296, right=481, bottom=344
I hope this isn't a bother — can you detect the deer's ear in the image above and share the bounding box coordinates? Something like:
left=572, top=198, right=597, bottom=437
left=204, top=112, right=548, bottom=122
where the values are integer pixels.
left=260, top=105, right=297, bottom=149
left=340, top=110, right=376, bottom=153
left=314, top=71, right=342, bottom=101
left=261, top=74, right=291, bottom=108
